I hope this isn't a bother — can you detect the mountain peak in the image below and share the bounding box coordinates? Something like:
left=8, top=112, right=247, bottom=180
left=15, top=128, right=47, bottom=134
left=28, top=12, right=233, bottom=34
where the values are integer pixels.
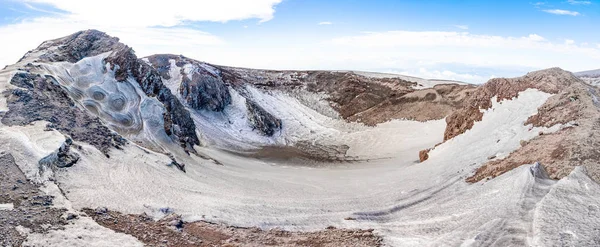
left=24, top=29, right=126, bottom=65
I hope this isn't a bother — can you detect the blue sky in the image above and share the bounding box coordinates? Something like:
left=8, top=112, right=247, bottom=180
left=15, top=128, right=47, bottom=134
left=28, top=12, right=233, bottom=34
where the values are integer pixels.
left=0, top=0, right=599, bottom=83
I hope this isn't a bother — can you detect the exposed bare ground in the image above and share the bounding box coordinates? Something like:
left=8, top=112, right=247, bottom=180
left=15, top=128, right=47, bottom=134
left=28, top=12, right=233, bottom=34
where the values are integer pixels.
left=444, top=68, right=575, bottom=141
left=464, top=69, right=600, bottom=183
left=84, top=209, right=383, bottom=247
left=0, top=153, right=68, bottom=246
left=220, top=67, right=476, bottom=126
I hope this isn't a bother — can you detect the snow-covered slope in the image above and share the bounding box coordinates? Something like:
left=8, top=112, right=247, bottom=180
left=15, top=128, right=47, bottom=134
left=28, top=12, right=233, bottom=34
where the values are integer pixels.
left=1, top=30, right=599, bottom=246
left=575, top=68, right=600, bottom=78
left=576, top=68, right=600, bottom=87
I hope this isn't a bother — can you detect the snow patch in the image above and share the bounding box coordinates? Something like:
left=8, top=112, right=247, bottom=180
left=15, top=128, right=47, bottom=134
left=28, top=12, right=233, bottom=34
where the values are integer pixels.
left=23, top=216, right=144, bottom=247
left=0, top=203, right=14, bottom=210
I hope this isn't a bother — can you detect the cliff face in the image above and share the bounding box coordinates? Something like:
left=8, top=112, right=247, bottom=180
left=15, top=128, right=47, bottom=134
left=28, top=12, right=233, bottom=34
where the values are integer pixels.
left=245, top=99, right=282, bottom=136
left=179, top=73, right=231, bottom=112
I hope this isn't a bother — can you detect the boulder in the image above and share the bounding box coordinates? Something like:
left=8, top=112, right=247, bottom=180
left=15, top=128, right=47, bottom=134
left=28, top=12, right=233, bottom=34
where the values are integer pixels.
left=179, top=74, right=231, bottom=112
left=419, top=149, right=430, bottom=162
left=39, top=138, right=80, bottom=168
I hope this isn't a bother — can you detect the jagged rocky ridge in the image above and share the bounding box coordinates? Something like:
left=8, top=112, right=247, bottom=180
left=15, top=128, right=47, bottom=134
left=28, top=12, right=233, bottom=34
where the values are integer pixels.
left=27, top=30, right=200, bottom=153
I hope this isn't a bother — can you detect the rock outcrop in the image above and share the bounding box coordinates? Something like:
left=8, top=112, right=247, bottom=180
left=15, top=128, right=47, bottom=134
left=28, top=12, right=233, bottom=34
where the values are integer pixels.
left=246, top=100, right=282, bottom=136
left=0, top=153, right=68, bottom=246
left=39, top=138, right=80, bottom=168
left=180, top=74, right=231, bottom=111
left=83, top=208, right=383, bottom=247
left=147, top=54, right=232, bottom=112
left=2, top=72, right=126, bottom=155
left=419, top=149, right=430, bottom=162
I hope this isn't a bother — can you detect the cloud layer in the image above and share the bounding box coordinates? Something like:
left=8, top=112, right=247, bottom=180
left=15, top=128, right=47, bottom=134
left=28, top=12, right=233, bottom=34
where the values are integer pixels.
left=328, top=31, right=599, bottom=70
left=543, top=9, right=581, bottom=16
left=23, top=0, right=282, bottom=25
left=0, top=0, right=282, bottom=68
left=567, top=0, right=592, bottom=5
left=1, top=0, right=598, bottom=84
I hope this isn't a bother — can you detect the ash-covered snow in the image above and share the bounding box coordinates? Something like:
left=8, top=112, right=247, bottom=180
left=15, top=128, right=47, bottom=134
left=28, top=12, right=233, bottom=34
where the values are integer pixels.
left=1, top=46, right=599, bottom=246
left=37, top=54, right=179, bottom=154
left=575, top=69, right=600, bottom=87
left=575, top=69, right=600, bottom=78
left=23, top=87, right=595, bottom=246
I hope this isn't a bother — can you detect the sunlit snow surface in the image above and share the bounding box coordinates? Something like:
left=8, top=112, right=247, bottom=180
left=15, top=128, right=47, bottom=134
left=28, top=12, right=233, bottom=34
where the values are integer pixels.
left=1, top=55, right=599, bottom=246
left=352, top=71, right=469, bottom=89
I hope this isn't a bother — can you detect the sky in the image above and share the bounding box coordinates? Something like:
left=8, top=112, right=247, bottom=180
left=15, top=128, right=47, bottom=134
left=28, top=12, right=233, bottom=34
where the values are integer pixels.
left=0, top=0, right=599, bottom=83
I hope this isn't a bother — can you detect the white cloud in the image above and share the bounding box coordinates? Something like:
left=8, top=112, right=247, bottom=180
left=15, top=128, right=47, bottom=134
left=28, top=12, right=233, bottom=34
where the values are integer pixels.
left=331, top=31, right=550, bottom=48
left=0, top=17, right=224, bottom=68
left=0, top=0, right=284, bottom=68
left=543, top=9, right=581, bottom=16
left=567, top=0, right=592, bottom=5
left=0, top=0, right=597, bottom=85
left=565, top=39, right=576, bottom=45
left=22, top=0, right=282, bottom=26
left=454, top=25, right=469, bottom=30
left=527, top=34, right=546, bottom=42
left=318, top=21, right=333, bottom=25
left=322, top=31, right=600, bottom=82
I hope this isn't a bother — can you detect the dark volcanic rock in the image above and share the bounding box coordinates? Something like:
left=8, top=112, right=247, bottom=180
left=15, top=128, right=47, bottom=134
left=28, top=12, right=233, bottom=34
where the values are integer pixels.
left=39, top=138, right=80, bottom=168
left=180, top=74, right=231, bottom=112
left=246, top=100, right=282, bottom=136
left=0, top=153, right=68, bottom=247
left=102, top=39, right=200, bottom=153
left=2, top=73, right=126, bottom=155
left=145, top=54, right=173, bottom=80
left=31, top=29, right=126, bottom=64
left=147, top=54, right=232, bottom=112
